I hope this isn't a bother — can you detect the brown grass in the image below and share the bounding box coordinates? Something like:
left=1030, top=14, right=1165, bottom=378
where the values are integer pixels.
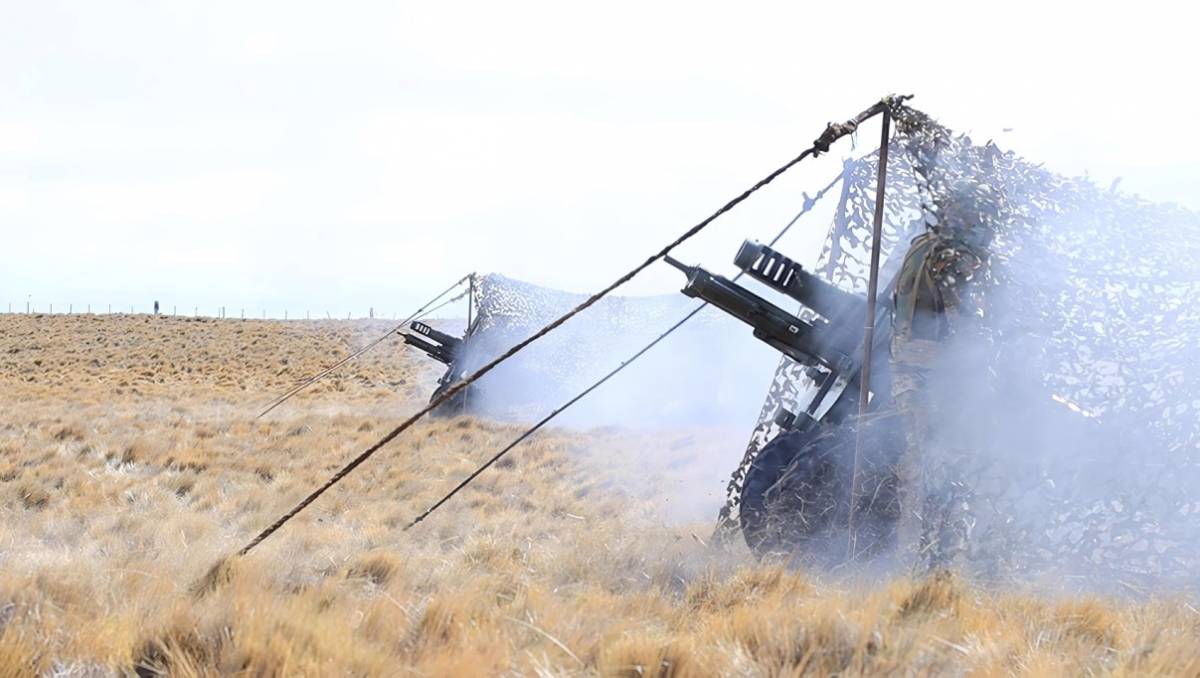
left=1, top=313, right=1198, bottom=676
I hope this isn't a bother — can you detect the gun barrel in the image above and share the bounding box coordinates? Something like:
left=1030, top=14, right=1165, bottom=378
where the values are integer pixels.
left=668, top=260, right=847, bottom=370
left=402, top=334, right=454, bottom=365
left=403, top=321, right=463, bottom=366
left=662, top=255, right=692, bottom=275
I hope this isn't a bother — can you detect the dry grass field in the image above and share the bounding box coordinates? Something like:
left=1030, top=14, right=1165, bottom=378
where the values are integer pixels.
left=1, top=313, right=1199, bottom=676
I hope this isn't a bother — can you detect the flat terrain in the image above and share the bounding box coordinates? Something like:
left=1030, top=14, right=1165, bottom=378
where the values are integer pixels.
left=1, top=314, right=1198, bottom=676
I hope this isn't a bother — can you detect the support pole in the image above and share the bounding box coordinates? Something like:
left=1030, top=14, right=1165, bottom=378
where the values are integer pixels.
left=847, top=107, right=891, bottom=558
left=464, top=272, right=476, bottom=412
left=467, top=273, right=475, bottom=331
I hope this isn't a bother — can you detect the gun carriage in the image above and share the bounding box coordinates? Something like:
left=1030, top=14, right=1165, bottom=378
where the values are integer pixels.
left=665, top=240, right=905, bottom=558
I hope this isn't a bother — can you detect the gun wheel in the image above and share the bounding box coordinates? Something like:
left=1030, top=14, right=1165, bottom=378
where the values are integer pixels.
left=739, top=415, right=902, bottom=562
left=740, top=426, right=841, bottom=558
left=428, top=379, right=469, bottom=417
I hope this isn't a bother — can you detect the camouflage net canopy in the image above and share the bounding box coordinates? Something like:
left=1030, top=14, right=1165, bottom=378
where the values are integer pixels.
left=731, top=105, right=1200, bottom=589
left=455, top=273, right=772, bottom=429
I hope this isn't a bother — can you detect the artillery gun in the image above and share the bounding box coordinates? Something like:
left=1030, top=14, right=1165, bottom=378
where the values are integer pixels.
left=400, top=320, right=474, bottom=412
left=665, top=240, right=905, bottom=558
left=667, top=233, right=1118, bottom=562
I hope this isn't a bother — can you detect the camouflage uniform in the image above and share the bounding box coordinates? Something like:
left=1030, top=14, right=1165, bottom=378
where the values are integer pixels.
left=891, top=228, right=987, bottom=570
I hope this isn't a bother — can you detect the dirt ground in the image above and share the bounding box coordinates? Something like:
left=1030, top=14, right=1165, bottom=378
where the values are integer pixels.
left=1, top=313, right=1198, bottom=676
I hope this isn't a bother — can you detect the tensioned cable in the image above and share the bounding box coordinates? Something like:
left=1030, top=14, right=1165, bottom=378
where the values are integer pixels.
left=404, top=169, right=846, bottom=531
left=408, top=287, right=472, bottom=325
left=225, top=96, right=899, bottom=560
left=254, top=274, right=472, bottom=420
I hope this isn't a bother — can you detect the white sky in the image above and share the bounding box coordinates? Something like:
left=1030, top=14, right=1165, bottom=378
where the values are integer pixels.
left=2, top=0, right=1196, bottom=317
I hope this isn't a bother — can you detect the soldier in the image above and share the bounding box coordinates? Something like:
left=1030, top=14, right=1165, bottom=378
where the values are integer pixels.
left=890, top=181, right=994, bottom=571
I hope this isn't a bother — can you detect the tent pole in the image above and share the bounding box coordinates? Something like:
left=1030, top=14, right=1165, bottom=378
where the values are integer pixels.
left=847, top=107, right=891, bottom=559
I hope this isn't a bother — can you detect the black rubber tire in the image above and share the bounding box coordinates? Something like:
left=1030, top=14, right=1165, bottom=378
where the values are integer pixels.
left=739, top=426, right=842, bottom=557
left=428, top=377, right=469, bottom=416
left=740, top=416, right=903, bottom=561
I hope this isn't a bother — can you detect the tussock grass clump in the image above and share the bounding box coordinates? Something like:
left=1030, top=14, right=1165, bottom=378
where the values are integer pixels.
left=16, top=483, right=50, bottom=510
left=1055, top=597, right=1122, bottom=648
left=52, top=423, right=86, bottom=442
left=896, top=569, right=963, bottom=619
left=0, top=626, right=44, bottom=678
left=595, top=634, right=698, bottom=677
left=346, top=551, right=402, bottom=586
left=133, top=622, right=218, bottom=678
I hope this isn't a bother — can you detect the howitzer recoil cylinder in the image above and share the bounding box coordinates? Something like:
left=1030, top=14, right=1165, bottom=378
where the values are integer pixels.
left=402, top=321, right=462, bottom=366
left=663, top=255, right=847, bottom=370
left=734, top=240, right=865, bottom=322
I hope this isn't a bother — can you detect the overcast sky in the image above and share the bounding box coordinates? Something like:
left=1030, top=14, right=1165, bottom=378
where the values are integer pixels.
left=2, top=1, right=1195, bottom=317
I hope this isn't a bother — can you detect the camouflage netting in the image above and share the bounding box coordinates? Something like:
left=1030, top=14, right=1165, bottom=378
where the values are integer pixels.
left=728, top=104, right=1200, bottom=589
left=455, top=273, right=770, bottom=427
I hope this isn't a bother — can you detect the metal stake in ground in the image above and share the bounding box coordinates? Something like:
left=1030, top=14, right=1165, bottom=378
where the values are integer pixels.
left=847, top=107, right=892, bottom=559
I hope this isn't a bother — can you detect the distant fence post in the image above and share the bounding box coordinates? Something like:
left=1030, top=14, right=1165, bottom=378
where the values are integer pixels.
left=284, top=310, right=288, bottom=320
left=241, top=308, right=244, bottom=319
left=69, top=304, right=72, bottom=314
left=306, top=310, right=310, bottom=320
left=49, top=303, right=53, bottom=314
